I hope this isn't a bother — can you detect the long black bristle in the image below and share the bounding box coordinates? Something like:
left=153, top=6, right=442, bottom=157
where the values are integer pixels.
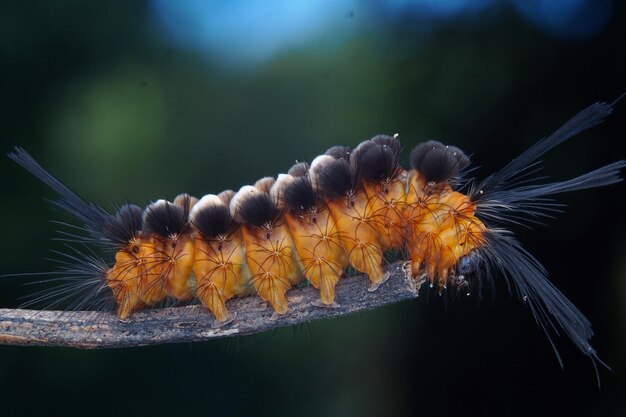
left=477, top=160, right=626, bottom=225
left=8, top=147, right=113, bottom=244
left=470, top=99, right=623, bottom=226
left=473, top=101, right=615, bottom=199
left=478, top=230, right=604, bottom=376
left=20, top=244, right=114, bottom=313
left=512, top=160, right=626, bottom=198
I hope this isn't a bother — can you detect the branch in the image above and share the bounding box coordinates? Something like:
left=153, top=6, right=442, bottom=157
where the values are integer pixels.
left=0, top=262, right=419, bottom=349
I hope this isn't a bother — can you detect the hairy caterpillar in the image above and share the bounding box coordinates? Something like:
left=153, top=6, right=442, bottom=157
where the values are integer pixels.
left=5, top=99, right=625, bottom=373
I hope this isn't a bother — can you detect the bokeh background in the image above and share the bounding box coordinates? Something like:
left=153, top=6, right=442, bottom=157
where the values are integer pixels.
left=1, top=1, right=625, bottom=416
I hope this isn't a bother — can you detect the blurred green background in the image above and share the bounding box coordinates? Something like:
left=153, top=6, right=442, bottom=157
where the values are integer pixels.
left=1, top=1, right=625, bottom=416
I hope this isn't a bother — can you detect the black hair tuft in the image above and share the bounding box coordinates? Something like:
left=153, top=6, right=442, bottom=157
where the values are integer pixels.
left=102, top=204, right=144, bottom=245
left=284, top=176, right=317, bottom=212
left=254, top=177, right=275, bottom=193
left=143, top=200, right=189, bottom=237
left=418, top=147, right=460, bottom=182
left=410, top=141, right=469, bottom=182
left=237, top=192, right=280, bottom=228
left=353, top=136, right=401, bottom=183
left=371, top=134, right=401, bottom=155
left=447, top=145, right=470, bottom=171
left=316, top=158, right=354, bottom=199
left=410, top=140, right=445, bottom=171
left=325, top=145, right=352, bottom=161
left=218, top=190, right=236, bottom=205
left=288, top=162, right=309, bottom=177
left=192, top=202, right=235, bottom=238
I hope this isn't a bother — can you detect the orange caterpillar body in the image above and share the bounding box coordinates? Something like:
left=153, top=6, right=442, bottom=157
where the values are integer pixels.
left=404, top=170, right=486, bottom=288
left=8, top=99, right=626, bottom=368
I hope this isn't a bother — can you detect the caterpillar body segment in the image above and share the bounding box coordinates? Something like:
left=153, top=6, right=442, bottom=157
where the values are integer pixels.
left=232, top=185, right=305, bottom=316
left=402, top=142, right=486, bottom=290
left=106, top=238, right=156, bottom=319
left=105, top=197, right=198, bottom=319
left=276, top=171, right=349, bottom=307
left=360, top=176, right=408, bottom=251
left=353, top=135, right=409, bottom=251
left=311, top=153, right=390, bottom=291
left=142, top=197, right=197, bottom=302
left=7, top=99, right=626, bottom=370
left=191, top=193, right=252, bottom=326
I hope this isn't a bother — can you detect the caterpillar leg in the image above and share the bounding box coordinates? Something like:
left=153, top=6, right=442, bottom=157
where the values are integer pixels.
left=408, top=218, right=485, bottom=291
left=107, top=278, right=143, bottom=320
left=308, top=267, right=342, bottom=308
left=290, top=234, right=345, bottom=306
left=344, top=228, right=388, bottom=290
left=254, top=272, right=292, bottom=315
left=195, top=282, right=237, bottom=327
left=245, top=233, right=302, bottom=315
left=107, top=272, right=142, bottom=320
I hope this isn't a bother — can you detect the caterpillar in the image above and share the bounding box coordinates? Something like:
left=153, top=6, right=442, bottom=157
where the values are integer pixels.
left=5, top=99, right=625, bottom=372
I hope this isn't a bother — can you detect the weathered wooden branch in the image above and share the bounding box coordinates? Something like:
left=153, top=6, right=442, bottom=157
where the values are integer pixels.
left=0, top=262, right=420, bottom=349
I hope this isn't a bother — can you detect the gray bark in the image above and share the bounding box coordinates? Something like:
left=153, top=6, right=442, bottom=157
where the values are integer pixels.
left=0, top=262, right=420, bottom=349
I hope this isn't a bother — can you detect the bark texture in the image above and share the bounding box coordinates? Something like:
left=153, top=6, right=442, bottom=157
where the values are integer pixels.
left=0, top=262, right=420, bottom=349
